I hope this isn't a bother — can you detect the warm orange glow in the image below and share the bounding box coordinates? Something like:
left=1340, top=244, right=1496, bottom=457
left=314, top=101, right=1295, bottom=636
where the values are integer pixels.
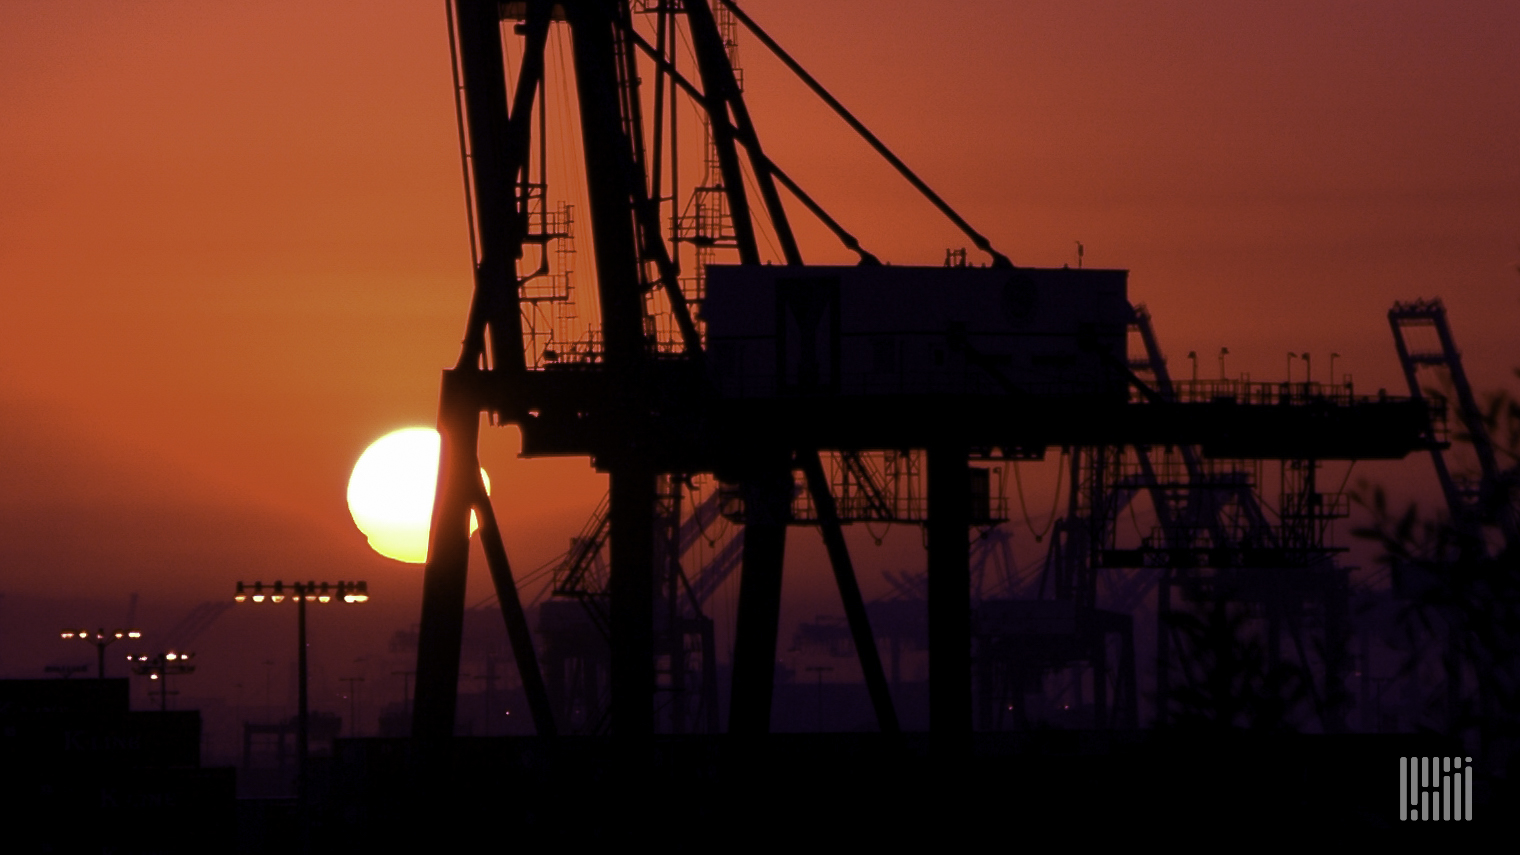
left=347, top=428, right=490, bottom=564
left=0, top=0, right=1514, bottom=629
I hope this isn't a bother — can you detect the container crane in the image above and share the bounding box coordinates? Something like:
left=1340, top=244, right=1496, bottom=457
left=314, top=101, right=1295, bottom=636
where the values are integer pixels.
left=412, top=0, right=1436, bottom=744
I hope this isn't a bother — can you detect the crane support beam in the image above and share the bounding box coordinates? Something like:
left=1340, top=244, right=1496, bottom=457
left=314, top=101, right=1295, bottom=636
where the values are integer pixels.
left=452, top=0, right=530, bottom=372
left=621, top=26, right=878, bottom=263
left=685, top=0, right=799, bottom=265
left=799, top=449, right=901, bottom=733
left=685, top=0, right=761, bottom=265
left=567, top=4, right=647, bottom=370
left=472, top=482, right=557, bottom=736
left=414, top=371, right=484, bottom=740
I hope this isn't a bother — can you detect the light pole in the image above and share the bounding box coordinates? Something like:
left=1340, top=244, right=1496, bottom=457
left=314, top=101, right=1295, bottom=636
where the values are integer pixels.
left=235, top=580, right=368, bottom=802
left=61, top=628, right=141, bottom=678
left=392, top=670, right=415, bottom=721
left=475, top=655, right=499, bottom=736
left=263, top=659, right=275, bottom=710
left=340, top=675, right=365, bottom=736
left=805, top=665, right=834, bottom=731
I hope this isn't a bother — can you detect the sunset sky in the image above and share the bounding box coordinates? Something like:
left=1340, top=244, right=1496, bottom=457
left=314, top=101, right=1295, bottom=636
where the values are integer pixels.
left=2, top=0, right=1517, bottom=719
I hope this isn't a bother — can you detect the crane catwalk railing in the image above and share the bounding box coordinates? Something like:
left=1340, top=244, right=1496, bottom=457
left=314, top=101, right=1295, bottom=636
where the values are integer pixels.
left=1141, top=378, right=1371, bottom=407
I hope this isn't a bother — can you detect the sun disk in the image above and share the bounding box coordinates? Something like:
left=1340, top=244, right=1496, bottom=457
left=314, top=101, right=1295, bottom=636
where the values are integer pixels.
left=347, top=428, right=488, bottom=564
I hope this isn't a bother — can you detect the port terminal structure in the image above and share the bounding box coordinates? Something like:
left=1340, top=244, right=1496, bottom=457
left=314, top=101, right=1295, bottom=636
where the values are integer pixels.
left=411, top=0, right=1437, bottom=742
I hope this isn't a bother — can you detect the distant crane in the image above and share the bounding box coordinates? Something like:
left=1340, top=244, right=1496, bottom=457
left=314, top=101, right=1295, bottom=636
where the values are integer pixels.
left=1387, top=298, right=1519, bottom=730
left=1390, top=298, right=1519, bottom=552
left=160, top=601, right=234, bottom=653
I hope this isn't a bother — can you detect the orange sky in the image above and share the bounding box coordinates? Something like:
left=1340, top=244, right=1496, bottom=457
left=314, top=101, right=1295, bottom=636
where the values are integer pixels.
left=2, top=1, right=1518, bottom=662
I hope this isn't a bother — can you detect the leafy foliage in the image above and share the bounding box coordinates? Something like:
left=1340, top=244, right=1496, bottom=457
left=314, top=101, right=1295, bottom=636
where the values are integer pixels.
left=1165, top=599, right=1310, bottom=731
left=1352, top=382, right=1520, bottom=771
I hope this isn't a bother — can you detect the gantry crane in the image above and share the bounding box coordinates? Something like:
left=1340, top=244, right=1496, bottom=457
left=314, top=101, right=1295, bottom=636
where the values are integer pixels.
left=413, top=0, right=1436, bottom=742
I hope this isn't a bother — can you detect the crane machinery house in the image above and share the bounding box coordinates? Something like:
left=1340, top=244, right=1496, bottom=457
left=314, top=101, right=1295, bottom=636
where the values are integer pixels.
left=701, top=265, right=1130, bottom=400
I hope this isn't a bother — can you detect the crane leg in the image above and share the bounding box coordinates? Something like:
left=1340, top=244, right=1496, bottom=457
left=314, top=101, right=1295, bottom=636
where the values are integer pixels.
left=799, top=449, right=900, bottom=734
left=608, top=464, right=657, bottom=736
left=728, top=456, right=791, bottom=734
left=927, top=443, right=972, bottom=739
left=473, top=485, right=557, bottom=736
left=413, top=370, right=480, bottom=741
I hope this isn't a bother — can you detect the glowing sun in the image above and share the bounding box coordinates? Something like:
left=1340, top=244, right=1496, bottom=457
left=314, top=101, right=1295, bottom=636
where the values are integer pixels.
left=347, top=427, right=489, bottom=564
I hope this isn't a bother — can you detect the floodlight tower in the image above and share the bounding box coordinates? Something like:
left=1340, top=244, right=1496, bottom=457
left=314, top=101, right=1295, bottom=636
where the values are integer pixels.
left=61, top=628, right=142, bottom=679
